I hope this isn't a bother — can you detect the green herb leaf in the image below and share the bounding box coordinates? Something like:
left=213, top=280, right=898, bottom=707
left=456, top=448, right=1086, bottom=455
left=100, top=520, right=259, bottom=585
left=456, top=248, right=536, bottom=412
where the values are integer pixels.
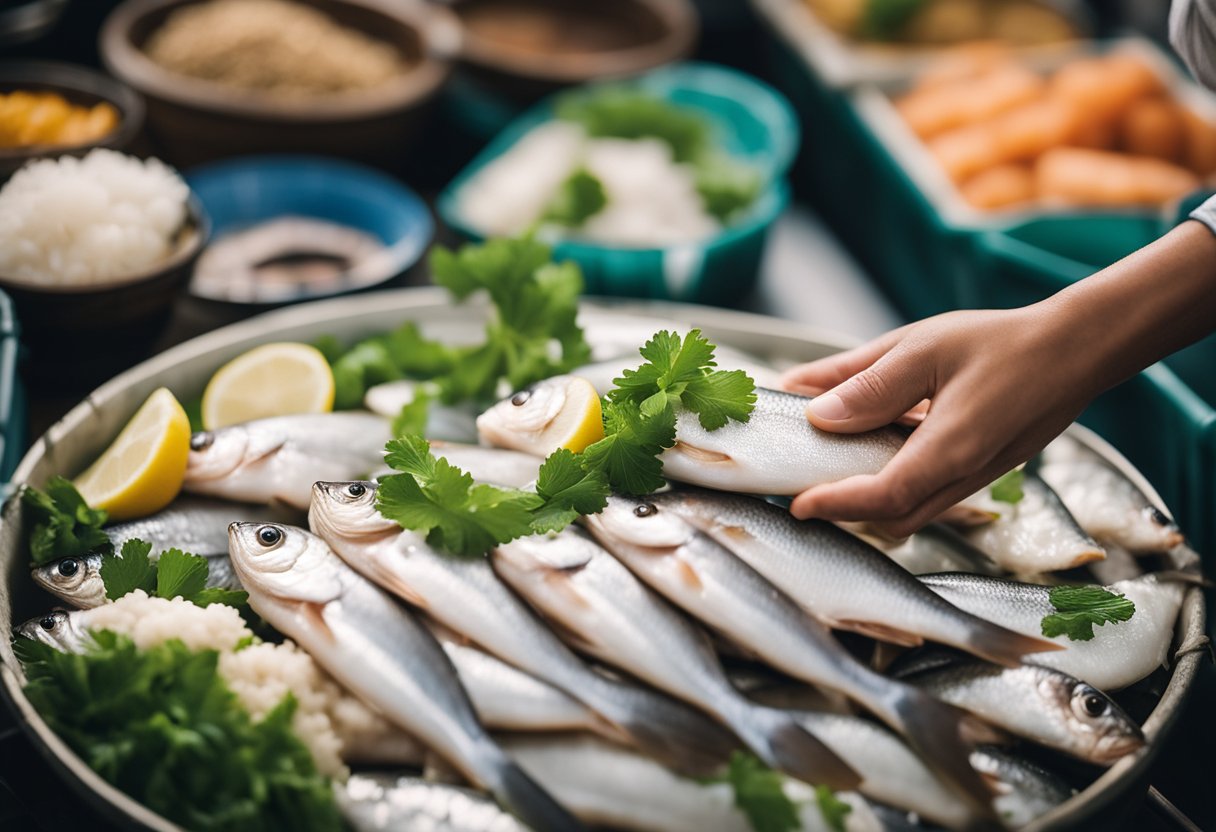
left=193, top=587, right=250, bottom=609
left=155, top=549, right=209, bottom=601
left=990, top=469, right=1025, bottom=505
left=557, top=89, right=710, bottom=163
left=694, top=153, right=762, bottom=222
left=384, top=322, right=460, bottom=379
left=22, top=477, right=111, bottom=565
left=718, top=752, right=800, bottom=832
left=18, top=632, right=343, bottom=831
left=683, top=369, right=758, bottom=431
left=582, top=400, right=675, bottom=496
left=543, top=168, right=607, bottom=227
left=1041, top=585, right=1136, bottom=641
left=815, top=785, right=852, bottom=832
left=100, top=539, right=156, bottom=600
left=531, top=449, right=609, bottom=533
left=329, top=338, right=402, bottom=410
left=392, top=388, right=431, bottom=438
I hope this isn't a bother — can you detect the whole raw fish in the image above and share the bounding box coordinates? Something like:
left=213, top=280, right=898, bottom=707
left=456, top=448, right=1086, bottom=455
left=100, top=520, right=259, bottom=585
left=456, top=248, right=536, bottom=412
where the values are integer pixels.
left=970, top=746, right=1074, bottom=829
left=364, top=380, right=480, bottom=443
left=184, top=413, right=391, bottom=509
left=493, top=527, right=861, bottom=790
left=337, top=773, right=527, bottom=832
left=919, top=572, right=1187, bottom=690
left=477, top=377, right=904, bottom=494
left=857, top=523, right=999, bottom=576
left=308, top=480, right=738, bottom=774
left=227, top=522, right=581, bottom=832
left=16, top=608, right=94, bottom=653
left=649, top=487, right=1060, bottom=665
left=584, top=493, right=993, bottom=816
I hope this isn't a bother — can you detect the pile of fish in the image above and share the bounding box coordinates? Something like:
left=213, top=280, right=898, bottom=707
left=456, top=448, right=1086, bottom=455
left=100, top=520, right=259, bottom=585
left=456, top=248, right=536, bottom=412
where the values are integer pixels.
left=20, top=350, right=1199, bottom=832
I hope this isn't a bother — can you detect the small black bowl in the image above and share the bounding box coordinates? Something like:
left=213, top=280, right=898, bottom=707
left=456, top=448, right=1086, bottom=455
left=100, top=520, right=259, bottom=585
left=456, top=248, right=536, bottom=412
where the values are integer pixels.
left=0, top=60, right=145, bottom=180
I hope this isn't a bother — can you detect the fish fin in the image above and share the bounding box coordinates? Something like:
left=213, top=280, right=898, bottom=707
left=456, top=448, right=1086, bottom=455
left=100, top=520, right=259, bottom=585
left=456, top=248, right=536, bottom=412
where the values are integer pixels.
left=671, top=441, right=733, bottom=464
left=1070, top=547, right=1108, bottom=567
left=1152, top=569, right=1212, bottom=588
left=939, top=504, right=1000, bottom=527
left=542, top=569, right=592, bottom=608
left=737, top=705, right=861, bottom=790
left=485, top=752, right=586, bottom=832
left=960, top=716, right=1011, bottom=746
left=298, top=601, right=338, bottom=646
left=368, top=567, right=429, bottom=611
left=834, top=619, right=925, bottom=648
left=871, top=640, right=911, bottom=672
left=674, top=557, right=703, bottom=591
left=965, top=621, right=1065, bottom=667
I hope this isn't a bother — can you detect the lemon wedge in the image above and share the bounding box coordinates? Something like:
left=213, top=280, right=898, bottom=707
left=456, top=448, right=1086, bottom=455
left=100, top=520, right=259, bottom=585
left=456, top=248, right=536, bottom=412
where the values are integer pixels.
left=75, top=387, right=191, bottom=520
left=202, top=342, right=334, bottom=430
left=552, top=377, right=604, bottom=453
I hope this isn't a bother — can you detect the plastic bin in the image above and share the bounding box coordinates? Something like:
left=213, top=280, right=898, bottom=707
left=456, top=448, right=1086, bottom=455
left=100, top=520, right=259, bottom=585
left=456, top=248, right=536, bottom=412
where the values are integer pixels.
left=0, top=291, right=26, bottom=485
left=438, top=62, right=799, bottom=305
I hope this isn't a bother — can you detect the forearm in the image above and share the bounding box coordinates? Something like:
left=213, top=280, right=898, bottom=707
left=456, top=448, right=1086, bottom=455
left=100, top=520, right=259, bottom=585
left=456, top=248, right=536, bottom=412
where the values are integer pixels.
left=1040, top=219, right=1216, bottom=396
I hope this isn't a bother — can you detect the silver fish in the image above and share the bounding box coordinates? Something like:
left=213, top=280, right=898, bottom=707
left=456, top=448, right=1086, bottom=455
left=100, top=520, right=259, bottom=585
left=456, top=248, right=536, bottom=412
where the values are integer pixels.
left=31, top=550, right=239, bottom=610
left=476, top=377, right=904, bottom=495
left=430, top=622, right=611, bottom=736
left=364, top=380, right=481, bottom=443
left=424, top=442, right=541, bottom=490
left=185, top=413, right=392, bottom=509
left=951, top=474, right=1106, bottom=573
left=16, top=609, right=94, bottom=653
left=308, top=481, right=738, bottom=774
left=918, top=572, right=1187, bottom=690
left=652, top=487, right=1061, bottom=665
left=857, top=523, right=1000, bottom=576
left=226, top=522, right=581, bottom=832
left=337, top=773, right=527, bottom=832
left=493, top=527, right=861, bottom=790
left=584, top=493, right=993, bottom=815
left=902, top=660, right=1144, bottom=764
left=971, top=746, right=1074, bottom=829
left=502, top=734, right=882, bottom=832
left=1039, top=438, right=1183, bottom=553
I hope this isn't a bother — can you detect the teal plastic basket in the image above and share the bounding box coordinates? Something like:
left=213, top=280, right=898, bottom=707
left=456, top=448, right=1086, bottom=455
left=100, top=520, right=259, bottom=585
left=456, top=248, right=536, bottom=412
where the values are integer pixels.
left=0, top=290, right=25, bottom=485
left=438, top=62, right=799, bottom=305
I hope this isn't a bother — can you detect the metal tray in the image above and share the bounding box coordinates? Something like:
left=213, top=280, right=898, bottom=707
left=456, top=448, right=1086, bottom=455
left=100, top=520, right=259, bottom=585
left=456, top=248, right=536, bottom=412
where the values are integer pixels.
left=0, top=288, right=1204, bottom=831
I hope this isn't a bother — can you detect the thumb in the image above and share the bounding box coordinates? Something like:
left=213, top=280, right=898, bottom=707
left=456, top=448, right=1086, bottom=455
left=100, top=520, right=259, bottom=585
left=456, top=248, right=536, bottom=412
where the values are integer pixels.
left=806, top=347, right=931, bottom=434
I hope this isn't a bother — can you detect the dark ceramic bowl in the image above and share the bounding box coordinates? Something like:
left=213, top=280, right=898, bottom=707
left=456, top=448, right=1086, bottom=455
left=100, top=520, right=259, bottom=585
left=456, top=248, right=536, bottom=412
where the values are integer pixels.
left=98, top=0, right=460, bottom=169
left=0, top=195, right=209, bottom=392
left=0, top=60, right=145, bottom=180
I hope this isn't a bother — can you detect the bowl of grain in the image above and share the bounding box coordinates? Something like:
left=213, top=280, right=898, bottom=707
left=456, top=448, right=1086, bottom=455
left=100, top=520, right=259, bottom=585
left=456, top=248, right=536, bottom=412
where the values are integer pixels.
left=98, top=0, right=460, bottom=169
left=0, top=148, right=208, bottom=389
left=0, top=60, right=144, bottom=180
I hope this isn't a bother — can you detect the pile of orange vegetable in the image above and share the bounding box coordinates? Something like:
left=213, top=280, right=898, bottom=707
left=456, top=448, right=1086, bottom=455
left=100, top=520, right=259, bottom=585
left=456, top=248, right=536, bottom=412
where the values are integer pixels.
left=0, top=91, right=119, bottom=150
left=895, top=47, right=1216, bottom=210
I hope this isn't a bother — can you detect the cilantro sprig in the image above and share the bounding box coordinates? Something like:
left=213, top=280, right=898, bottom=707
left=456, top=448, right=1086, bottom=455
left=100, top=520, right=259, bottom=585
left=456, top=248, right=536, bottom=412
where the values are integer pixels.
left=1041, top=585, right=1136, bottom=642
left=100, top=539, right=247, bottom=608
left=989, top=469, right=1025, bottom=505
left=706, top=752, right=800, bottom=832
left=21, top=477, right=111, bottom=565
left=543, top=168, right=607, bottom=228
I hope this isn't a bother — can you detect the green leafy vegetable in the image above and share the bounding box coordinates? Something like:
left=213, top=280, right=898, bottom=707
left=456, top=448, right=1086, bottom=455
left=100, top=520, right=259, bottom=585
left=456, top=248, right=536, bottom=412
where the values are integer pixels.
left=581, top=398, right=675, bottom=496
left=530, top=449, right=609, bottom=533
left=101, top=539, right=156, bottom=600
left=392, top=388, right=432, bottom=438
left=990, top=469, right=1025, bottom=505
left=155, top=548, right=209, bottom=602
left=694, top=154, right=763, bottom=222
left=18, top=631, right=342, bottom=832
left=815, top=785, right=852, bottom=832
left=543, top=168, right=607, bottom=227
left=714, top=752, right=800, bottom=832
left=1041, top=585, right=1136, bottom=641
left=558, top=89, right=710, bottom=163
left=22, top=477, right=111, bottom=565
left=317, top=322, right=462, bottom=411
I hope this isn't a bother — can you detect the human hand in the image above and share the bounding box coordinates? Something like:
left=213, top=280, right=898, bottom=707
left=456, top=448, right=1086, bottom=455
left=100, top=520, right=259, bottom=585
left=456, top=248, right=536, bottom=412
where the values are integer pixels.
left=781, top=306, right=1102, bottom=537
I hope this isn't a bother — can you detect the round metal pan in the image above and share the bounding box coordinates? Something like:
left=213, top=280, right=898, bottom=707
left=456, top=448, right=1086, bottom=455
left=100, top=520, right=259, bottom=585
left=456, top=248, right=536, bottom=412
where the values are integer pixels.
left=0, top=288, right=1204, bottom=831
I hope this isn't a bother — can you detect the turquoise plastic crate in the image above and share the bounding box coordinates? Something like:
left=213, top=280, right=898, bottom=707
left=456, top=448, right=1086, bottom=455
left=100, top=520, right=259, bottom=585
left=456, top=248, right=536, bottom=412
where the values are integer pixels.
left=975, top=220, right=1216, bottom=556
left=0, top=290, right=25, bottom=484
left=438, top=62, right=799, bottom=305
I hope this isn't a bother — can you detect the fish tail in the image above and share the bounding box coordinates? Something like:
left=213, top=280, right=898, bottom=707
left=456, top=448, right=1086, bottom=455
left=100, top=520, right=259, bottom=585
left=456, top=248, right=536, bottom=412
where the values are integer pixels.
left=485, top=750, right=586, bottom=832
left=964, top=619, right=1063, bottom=667
left=732, top=704, right=861, bottom=790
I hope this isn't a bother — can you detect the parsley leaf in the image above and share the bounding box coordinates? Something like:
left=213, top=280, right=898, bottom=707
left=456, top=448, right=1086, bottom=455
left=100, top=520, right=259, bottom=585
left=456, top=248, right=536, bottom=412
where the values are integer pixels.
left=193, top=587, right=250, bottom=608
left=582, top=399, right=676, bottom=496
left=716, top=751, right=800, bottom=832
left=531, top=449, right=609, bottom=533
left=156, top=548, right=209, bottom=601
left=683, top=369, right=758, bottom=431
left=694, top=153, right=762, bottom=222
left=815, top=785, right=851, bottom=832
left=18, top=632, right=343, bottom=831
left=392, top=388, right=431, bottom=438
left=543, top=168, right=607, bottom=227
left=22, top=477, right=111, bottom=565
left=100, top=539, right=156, bottom=600
left=557, top=89, right=710, bottom=163
left=1041, top=585, right=1136, bottom=641
left=990, top=469, right=1025, bottom=505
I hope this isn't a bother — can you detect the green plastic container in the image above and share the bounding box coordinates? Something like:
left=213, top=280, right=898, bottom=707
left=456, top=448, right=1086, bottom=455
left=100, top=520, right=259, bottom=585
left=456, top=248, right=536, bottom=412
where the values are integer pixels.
left=437, top=62, right=799, bottom=305
left=0, top=290, right=25, bottom=485
left=975, top=217, right=1216, bottom=556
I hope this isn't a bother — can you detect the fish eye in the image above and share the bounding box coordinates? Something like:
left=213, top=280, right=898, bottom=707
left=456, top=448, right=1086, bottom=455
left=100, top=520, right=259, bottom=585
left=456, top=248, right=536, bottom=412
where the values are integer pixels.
left=256, top=526, right=283, bottom=547
left=38, top=615, right=57, bottom=631
left=633, top=503, right=658, bottom=518
left=1148, top=507, right=1171, bottom=527
left=346, top=483, right=366, bottom=498
left=511, top=391, right=531, bottom=407
left=57, top=558, right=79, bottom=577
left=1074, top=686, right=1110, bottom=719
left=190, top=432, right=215, bottom=451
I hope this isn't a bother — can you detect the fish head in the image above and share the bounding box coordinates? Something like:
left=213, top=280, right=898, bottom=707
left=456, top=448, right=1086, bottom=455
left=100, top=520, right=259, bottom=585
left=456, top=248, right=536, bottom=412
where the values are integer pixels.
left=1046, top=674, right=1145, bottom=763
left=310, top=481, right=396, bottom=543
left=476, top=375, right=588, bottom=455
left=582, top=493, right=695, bottom=551
left=1125, top=505, right=1185, bottom=552
left=16, top=609, right=91, bottom=652
left=185, top=426, right=263, bottom=482
left=494, top=528, right=599, bottom=577
left=227, top=522, right=343, bottom=605
left=31, top=553, right=107, bottom=609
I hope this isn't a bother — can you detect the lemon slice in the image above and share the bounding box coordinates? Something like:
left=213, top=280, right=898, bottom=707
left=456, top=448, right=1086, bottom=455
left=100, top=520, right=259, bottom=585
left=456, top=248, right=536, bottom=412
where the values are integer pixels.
left=555, top=377, right=605, bottom=453
left=75, top=387, right=191, bottom=520
left=202, top=342, right=334, bottom=430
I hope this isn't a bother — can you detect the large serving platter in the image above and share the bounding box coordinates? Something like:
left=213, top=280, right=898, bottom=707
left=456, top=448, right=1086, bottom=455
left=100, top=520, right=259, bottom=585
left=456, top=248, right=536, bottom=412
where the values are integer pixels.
left=0, top=288, right=1204, bottom=830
